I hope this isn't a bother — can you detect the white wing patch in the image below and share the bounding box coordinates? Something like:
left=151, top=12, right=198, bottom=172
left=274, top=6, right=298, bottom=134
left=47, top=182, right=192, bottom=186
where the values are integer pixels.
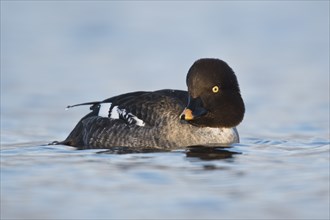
left=98, top=103, right=145, bottom=127
left=98, top=103, right=112, bottom=117
left=110, top=106, right=120, bottom=119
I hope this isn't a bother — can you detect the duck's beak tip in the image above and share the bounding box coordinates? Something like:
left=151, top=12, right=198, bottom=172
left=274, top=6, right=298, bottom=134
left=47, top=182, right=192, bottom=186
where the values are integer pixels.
left=180, top=108, right=194, bottom=121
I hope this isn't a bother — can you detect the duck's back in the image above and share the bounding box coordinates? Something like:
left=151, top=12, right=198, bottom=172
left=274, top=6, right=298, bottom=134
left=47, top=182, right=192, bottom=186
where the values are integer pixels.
left=62, top=90, right=190, bottom=149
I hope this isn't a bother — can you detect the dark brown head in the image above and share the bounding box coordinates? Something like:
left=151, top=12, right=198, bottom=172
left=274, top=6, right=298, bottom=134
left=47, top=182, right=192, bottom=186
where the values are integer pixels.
left=180, top=58, right=245, bottom=128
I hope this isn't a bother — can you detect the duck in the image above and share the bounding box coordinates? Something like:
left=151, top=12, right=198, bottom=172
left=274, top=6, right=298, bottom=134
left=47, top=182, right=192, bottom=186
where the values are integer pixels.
left=58, top=58, right=245, bottom=150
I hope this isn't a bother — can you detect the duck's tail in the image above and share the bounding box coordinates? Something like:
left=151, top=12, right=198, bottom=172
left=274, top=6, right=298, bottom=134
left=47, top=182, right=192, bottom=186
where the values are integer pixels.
left=65, top=101, right=101, bottom=110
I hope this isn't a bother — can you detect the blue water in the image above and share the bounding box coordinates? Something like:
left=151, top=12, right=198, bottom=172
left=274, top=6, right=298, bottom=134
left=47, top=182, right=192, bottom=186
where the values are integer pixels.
left=1, top=2, right=329, bottom=219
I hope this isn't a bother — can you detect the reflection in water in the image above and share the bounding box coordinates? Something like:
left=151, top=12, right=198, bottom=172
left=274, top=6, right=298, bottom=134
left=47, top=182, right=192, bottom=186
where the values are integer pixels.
left=97, top=147, right=170, bottom=154
left=185, top=146, right=241, bottom=161
left=97, top=145, right=241, bottom=161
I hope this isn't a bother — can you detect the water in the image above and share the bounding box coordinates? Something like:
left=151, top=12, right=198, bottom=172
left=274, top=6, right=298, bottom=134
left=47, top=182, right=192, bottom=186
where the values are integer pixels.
left=1, top=140, right=329, bottom=219
left=1, top=2, right=329, bottom=219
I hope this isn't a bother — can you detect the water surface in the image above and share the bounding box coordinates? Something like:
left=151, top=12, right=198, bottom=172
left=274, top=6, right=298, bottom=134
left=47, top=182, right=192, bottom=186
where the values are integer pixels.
left=2, top=138, right=329, bottom=219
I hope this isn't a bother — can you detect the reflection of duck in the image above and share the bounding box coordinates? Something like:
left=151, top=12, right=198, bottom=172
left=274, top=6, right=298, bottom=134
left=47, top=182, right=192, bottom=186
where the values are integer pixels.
left=97, top=146, right=241, bottom=162
left=186, top=146, right=241, bottom=161
left=58, top=58, right=245, bottom=149
left=96, top=147, right=169, bottom=154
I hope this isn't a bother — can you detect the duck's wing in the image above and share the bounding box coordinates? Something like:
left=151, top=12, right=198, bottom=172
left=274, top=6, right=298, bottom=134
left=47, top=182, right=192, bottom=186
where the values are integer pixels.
left=61, top=89, right=188, bottom=149
left=67, top=90, right=187, bottom=126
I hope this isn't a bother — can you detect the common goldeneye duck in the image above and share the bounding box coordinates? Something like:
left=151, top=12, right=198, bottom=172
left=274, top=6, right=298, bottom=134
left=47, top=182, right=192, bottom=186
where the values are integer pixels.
left=59, top=58, right=245, bottom=149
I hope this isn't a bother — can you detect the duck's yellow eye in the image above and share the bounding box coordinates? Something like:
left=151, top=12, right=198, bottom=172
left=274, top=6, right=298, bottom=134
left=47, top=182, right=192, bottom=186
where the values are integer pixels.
left=212, top=86, right=219, bottom=93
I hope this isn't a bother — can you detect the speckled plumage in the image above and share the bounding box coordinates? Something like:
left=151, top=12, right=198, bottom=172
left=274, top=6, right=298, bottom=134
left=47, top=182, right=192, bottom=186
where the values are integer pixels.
left=59, top=58, right=245, bottom=149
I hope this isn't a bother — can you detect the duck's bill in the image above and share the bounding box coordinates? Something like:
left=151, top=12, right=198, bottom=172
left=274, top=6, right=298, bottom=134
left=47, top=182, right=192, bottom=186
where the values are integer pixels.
left=180, top=96, right=207, bottom=121
left=180, top=107, right=208, bottom=121
left=180, top=108, right=194, bottom=120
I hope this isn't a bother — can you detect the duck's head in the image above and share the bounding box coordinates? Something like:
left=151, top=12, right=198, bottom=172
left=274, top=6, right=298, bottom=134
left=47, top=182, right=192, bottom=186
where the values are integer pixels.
left=180, top=58, right=245, bottom=128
